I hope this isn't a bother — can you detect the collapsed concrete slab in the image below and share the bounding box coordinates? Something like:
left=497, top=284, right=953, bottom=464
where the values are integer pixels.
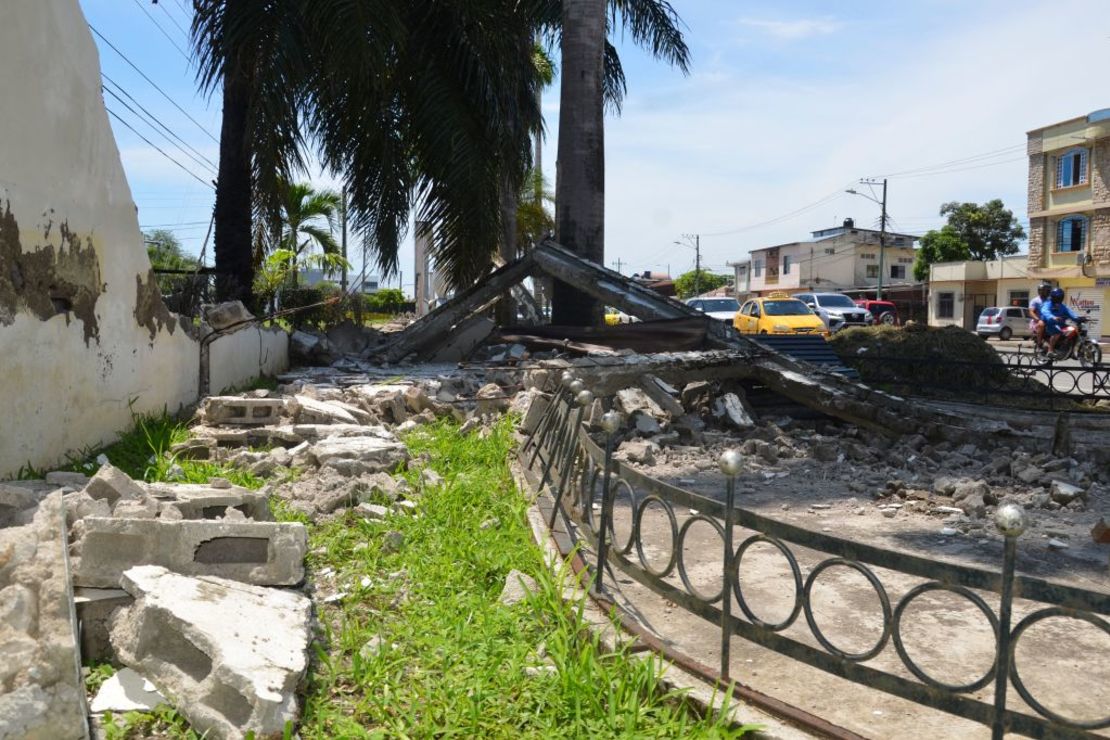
left=292, top=395, right=360, bottom=425
left=111, top=566, right=311, bottom=740
left=0, top=492, right=89, bottom=740
left=70, top=518, right=307, bottom=588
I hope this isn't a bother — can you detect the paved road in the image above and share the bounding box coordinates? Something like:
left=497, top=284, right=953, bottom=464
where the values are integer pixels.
left=980, top=338, right=1109, bottom=397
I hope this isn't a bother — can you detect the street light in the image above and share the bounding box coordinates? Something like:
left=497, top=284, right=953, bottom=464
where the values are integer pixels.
left=674, top=234, right=701, bottom=296
left=845, top=178, right=888, bottom=300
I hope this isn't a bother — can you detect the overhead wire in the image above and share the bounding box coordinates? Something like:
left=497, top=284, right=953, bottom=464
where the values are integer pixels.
left=101, top=84, right=217, bottom=176
left=101, top=73, right=217, bottom=169
left=156, top=0, right=191, bottom=40
left=130, top=0, right=191, bottom=63
left=105, top=107, right=214, bottom=189
left=88, top=24, right=218, bottom=144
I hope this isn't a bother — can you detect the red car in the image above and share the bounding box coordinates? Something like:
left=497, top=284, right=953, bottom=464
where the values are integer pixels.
left=854, top=299, right=899, bottom=325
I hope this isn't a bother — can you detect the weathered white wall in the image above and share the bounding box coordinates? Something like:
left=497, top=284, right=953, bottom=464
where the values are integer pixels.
left=0, top=2, right=285, bottom=477
left=208, top=327, right=289, bottom=395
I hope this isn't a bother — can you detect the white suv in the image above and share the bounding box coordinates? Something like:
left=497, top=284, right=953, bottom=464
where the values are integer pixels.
left=793, top=292, right=872, bottom=333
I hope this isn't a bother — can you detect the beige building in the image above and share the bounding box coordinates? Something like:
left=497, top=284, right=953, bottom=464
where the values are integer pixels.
left=927, top=256, right=1034, bottom=330
left=1025, top=109, right=1109, bottom=338
left=745, top=219, right=919, bottom=296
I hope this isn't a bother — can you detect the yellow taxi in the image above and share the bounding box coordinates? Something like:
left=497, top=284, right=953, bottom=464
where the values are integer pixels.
left=733, top=292, right=828, bottom=336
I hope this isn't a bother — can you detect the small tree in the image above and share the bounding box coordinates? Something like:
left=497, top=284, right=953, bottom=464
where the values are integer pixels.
left=674, top=269, right=728, bottom=299
left=144, top=229, right=198, bottom=293
left=912, top=199, right=1025, bottom=281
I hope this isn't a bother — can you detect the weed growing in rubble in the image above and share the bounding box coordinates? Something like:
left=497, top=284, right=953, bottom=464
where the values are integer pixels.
left=296, top=417, right=752, bottom=738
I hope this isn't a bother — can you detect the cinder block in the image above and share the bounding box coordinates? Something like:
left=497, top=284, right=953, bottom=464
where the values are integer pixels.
left=204, top=397, right=287, bottom=426
left=74, top=587, right=133, bottom=663
left=143, top=483, right=272, bottom=521
left=111, top=566, right=311, bottom=739
left=70, top=518, right=306, bottom=588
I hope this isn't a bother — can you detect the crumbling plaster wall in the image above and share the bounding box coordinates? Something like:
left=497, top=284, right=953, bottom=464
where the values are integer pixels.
left=0, top=2, right=281, bottom=478
left=208, top=327, right=289, bottom=395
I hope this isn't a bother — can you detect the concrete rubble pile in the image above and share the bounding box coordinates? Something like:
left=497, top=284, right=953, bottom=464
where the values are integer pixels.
left=1, top=458, right=315, bottom=739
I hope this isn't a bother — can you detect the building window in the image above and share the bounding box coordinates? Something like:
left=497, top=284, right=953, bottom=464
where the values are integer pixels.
left=1055, top=147, right=1089, bottom=188
left=1009, top=290, right=1029, bottom=308
left=893, top=237, right=905, bottom=246
left=1056, top=215, right=1087, bottom=252
left=866, top=265, right=879, bottom=279
left=938, top=292, right=955, bottom=319
left=824, top=248, right=835, bottom=255
left=861, top=253, right=876, bottom=260
left=890, top=265, right=906, bottom=280
left=753, top=259, right=763, bottom=277
left=782, top=255, right=792, bottom=275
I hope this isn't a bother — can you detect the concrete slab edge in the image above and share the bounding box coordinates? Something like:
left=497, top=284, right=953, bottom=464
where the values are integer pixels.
left=511, top=460, right=816, bottom=740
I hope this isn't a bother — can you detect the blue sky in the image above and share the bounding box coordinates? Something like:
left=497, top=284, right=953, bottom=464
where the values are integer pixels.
left=81, top=0, right=1110, bottom=291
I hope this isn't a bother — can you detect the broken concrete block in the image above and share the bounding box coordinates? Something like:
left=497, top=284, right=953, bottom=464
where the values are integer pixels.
left=204, top=300, right=254, bottom=331
left=70, top=518, right=307, bottom=588
left=326, top=319, right=372, bottom=355
left=90, top=667, right=167, bottom=713
left=714, top=393, right=756, bottom=430
left=426, top=315, right=495, bottom=362
left=112, top=494, right=161, bottom=519
left=619, top=440, right=658, bottom=466
left=632, top=411, right=662, bottom=436
left=0, top=483, right=42, bottom=525
left=615, top=387, right=665, bottom=418
left=499, top=569, right=538, bottom=607
left=309, top=435, right=409, bottom=472
left=0, top=492, right=87, bottom=739
left=638, top=374, right=685, bottom=417
left=680, top=380, right=712, bottom=412
left=74, top=587, right=133, bottom=663
left=62, top=490, right=113, bottom=527
left=144, top=482, right=273, bottom=522
left=1050, top=479, right=1084, bottom=504
left=290, top=329, right=323, bottom=360
left=204, top=396, right=287, bottom=426
left=85, top=463, right=145, bottom=506
left=293, top=395, right=360, bottom=425
left=403, top=386, right=433, bottom=414
left=111, top=566, right=312, bottom=740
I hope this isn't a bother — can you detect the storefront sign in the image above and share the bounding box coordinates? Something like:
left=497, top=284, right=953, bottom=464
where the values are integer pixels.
left=1068, top=289, right=1104, bottom=339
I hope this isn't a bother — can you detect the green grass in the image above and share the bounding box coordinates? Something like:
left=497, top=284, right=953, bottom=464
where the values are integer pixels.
left=299, top=418, right=753, bottom=738
left=41, top=410, right=265, bottom=490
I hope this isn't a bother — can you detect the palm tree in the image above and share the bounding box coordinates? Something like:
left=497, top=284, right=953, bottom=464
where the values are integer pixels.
left=547, top=0, right=689, bottom=324
left=273, top=181, right=341, bottom=287
left=192, top=1, right=541, bottom=302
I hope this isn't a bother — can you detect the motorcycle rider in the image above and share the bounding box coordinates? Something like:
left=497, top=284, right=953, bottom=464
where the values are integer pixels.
left=1028, top=282, right=1052, bottom=347
left=1040, top=287, right=1080, bottom=354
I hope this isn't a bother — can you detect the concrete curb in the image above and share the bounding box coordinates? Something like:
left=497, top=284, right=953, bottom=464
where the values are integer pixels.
left=512, top=462, right=815, bottom=740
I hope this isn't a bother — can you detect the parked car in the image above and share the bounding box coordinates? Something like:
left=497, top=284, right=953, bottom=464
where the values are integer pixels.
left=976, top=306, right=1032, bottom=341
left=685, top=297, right=740, bottom=322
left=854, top=299, right=899, bottom=325
left=604, top=307, right=639, bottom=325
left=733, top=293, right=828, bottom=336
left=793, top=292, right=872, bottom=333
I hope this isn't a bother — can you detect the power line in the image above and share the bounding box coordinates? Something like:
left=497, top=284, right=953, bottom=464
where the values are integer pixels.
left=868, top=144, right=1025, bottom=179
left=131, top=0, right=191, bottom=63
left=156, top=0, right=191, bottom=40
left=105, top=107, right=214, bottom=189
left=886, top=156, right=1026, bottom=180
left=102, top=84, right=217, bottom=175
left=88, top=23, right=218, bottom=144
left=700, top=185, right=853, bottom=239
left=140, top=220, right=212, bottom=228
left=102, top=73, right=217, bottom=169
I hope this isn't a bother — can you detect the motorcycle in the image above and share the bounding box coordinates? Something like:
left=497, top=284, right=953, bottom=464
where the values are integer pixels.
left=1035, top=313, right=1102, bottom=368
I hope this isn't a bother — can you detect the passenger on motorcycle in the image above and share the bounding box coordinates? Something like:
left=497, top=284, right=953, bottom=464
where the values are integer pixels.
left=1040, top=287, right=1080, bottom=353
left=1028, top=282, right=1052, bottom=346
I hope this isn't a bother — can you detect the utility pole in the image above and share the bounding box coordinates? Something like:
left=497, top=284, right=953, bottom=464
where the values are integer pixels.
left=340, top=187, right=348, bottom=293
left=612, top=258, right=623, bottom=274
left=846, top=179, right=888, bottom=300
left=878, top=178, right=887, bottom=301
left=695, top=234, right=701, bottom=296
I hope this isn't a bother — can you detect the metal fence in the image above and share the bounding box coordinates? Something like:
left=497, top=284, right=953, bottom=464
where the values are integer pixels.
left=842, top=351, right=1110, bottom=410
left=521, top=373, right=1110, bottom=739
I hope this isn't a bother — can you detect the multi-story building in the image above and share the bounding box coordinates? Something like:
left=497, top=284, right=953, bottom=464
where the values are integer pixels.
left=1026, top=109, right=1109, bottom=338
left=744, top=218, right=919, bottom=296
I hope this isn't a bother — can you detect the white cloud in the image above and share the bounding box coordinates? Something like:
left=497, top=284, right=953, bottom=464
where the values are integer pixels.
left=736, top=17, right=843, bottom=41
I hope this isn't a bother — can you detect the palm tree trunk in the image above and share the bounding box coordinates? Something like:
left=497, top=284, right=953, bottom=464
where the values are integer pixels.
left=552, top=0, right=606, bottom=326
left=495, top=174, right=518, bottom=326
left=213, top=58, right=254, bottom=305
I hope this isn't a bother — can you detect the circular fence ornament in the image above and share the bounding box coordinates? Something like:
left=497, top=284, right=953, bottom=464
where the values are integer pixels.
left=575, top=389, right=594, bottom=407
left=568, top=379, right=586, bottom=396
left=561, top=371, right=576, bottom=388
left=600, top=410, right=622, bottom=434
left=718, top=449, right=743, bottom=476
left=994, top=503, right=1027, bottom=538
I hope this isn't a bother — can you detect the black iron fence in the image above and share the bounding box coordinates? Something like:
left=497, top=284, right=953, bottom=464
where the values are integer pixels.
left=521, top=375, right=1110, bottom=739
left=840, top=350, right=1110, bottom=410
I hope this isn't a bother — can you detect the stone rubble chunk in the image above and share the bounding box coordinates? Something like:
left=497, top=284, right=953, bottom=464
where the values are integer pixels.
left=204, top=300, right=254, bottom=331
left=309, top=435, right=409, bottom=471
left=71, top=518, right=307, bottom=588
left=499, top=569, right=538, bottom=607
left=713, top=392, right=756, bottom=430
left=614, top=387, right=664, bottom=418
left=45, top=471, right=91, bottom=489
left=89, top=667, right=167, bottom=713
left=84, top=463, right=146, bottom=506
left=475, top=383, right=510, bottom=415
left=293, top=394, right=360, bottom=425
left=1049, top=479, right=1084, bottom=504
left=619, top=440, right=658, bottom=466
left=0, top=483, right=42, bottom=525
left=110, top=566, right=312, bottom=740
left=0, top=492, right=87, bottom=740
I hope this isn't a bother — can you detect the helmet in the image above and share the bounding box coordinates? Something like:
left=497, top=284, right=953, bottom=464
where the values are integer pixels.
left=1037, top=282, right=1052, bottom=297
left=1049, top=287, right=1065, bottom=301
